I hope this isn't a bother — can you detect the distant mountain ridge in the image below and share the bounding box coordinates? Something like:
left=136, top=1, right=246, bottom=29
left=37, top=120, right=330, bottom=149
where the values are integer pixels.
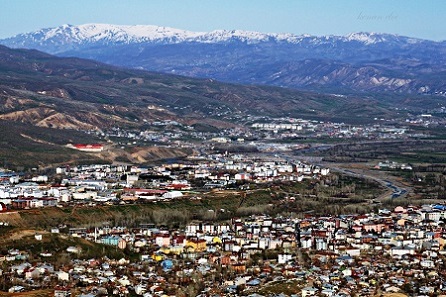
left=1, top=23, right=446, bottom=96
left=2, top=23, right=429, bottom=48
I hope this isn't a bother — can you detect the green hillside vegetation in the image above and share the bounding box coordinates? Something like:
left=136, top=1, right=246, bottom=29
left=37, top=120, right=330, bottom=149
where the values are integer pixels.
left=0, top=231, right=132, bottom=263
left=0, top=173, right=387, bottom=231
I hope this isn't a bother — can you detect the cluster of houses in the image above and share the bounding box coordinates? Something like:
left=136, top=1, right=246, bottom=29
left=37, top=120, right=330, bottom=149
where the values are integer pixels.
left=3, top=204, right=446, bottom=295
left=189, top=154, right=329, bottom=187
left=0, top=156, right=329, bottom=209
left=249, top=116, right=416, bottom=140
left=251, top=122, right=304, bottom=132
left=70, top=203, right=446, bottom=296
left=86, top=113, right=429, bottom=154
left=374, top=160, right=413, bottom=171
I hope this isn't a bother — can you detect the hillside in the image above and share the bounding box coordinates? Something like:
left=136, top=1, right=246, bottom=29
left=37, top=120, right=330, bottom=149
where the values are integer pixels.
left=0, top=120, right=104, bottom=168
left=0, top=44, right=403, bottom=128
left=0, top=44, right=413, bottom=167
left=0, top=120, right=192, bottom=169
left=1, top=24, right=445, bottom=96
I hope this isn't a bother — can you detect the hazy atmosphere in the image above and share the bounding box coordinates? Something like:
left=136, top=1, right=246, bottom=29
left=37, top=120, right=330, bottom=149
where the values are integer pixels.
left=0, top=0, right=444, bottom=40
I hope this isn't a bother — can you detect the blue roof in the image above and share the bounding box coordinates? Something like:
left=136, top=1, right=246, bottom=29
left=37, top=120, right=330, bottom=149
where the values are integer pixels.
left=247, top=279, right=261, bottom=286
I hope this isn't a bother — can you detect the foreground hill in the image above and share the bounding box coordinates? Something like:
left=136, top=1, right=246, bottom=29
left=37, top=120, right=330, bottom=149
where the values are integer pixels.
left=1, top=23, right=445, bottom=96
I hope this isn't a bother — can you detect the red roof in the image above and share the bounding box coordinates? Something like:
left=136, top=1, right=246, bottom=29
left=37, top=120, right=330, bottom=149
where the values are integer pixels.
left=124, top=188, right=167, bottom=194
left=74, top=144, right=103, bottom=149
left=166, top=184, right=190, bottom=189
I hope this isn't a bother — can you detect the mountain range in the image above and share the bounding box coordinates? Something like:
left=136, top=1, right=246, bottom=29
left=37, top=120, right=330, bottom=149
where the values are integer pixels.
left=1, top=32, right=445, bottom=167
left=1, top=23, right=446, bottom=96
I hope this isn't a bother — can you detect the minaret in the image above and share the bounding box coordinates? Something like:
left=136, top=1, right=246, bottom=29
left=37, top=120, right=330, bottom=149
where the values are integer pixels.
left=295, top=222, right=301, bottom=248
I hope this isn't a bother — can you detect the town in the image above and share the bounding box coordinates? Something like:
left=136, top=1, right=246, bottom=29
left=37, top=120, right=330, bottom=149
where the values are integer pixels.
left=0, top=152, right=330, bottom=208
left=2, top=109, right=446, bottom=296
left=1, top=197, right=446, bottom=296
left=1, top=4, right=446, bottom=296
left=0, top=156, right=444, bottom=296
left=93, top=114, right=437, bottom=150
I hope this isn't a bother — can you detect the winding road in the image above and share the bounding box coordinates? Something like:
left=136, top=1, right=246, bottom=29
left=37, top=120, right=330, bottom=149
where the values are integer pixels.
left=320, top=162, right=411, bottom=201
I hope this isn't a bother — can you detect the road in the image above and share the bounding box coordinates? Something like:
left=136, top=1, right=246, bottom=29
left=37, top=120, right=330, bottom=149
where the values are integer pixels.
left=321, top=162, right=411, bottom=201
left=259, top=148, right=411, bottom=202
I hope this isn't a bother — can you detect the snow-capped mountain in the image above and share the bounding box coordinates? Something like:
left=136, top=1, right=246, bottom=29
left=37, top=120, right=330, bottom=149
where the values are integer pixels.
left=1, top=23, right=445, bottom=95
left=0, top=23, right=428, bottom=51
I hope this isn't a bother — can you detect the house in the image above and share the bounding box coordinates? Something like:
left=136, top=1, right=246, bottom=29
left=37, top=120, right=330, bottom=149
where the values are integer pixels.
left=185, top=238, right=207, bottom=252
left=54, top=286, right=71, bottom=297
left=384, top=285, right=401, bottom=293
left=302, top=287, right=318, bottom=297
left=155, top=233, right=171, bottom=247
left=278, top=253, right=293, bottom=264
left=235, top=173, right=251, bottom=180
left=390, top=245, right=416, bottom=258
left=162, top=191, right=183, bottom=199
left=55, top=271, right=70, bottom=281
left=8, top=286, right=25, bottom=293
left=25, top=267, right=41, bottom=279
left=231, top=263, right=246, bottom=273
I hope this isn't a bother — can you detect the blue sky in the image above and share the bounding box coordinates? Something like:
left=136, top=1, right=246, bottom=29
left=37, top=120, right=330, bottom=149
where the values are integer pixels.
left=0, top=0, right=444, bottom=40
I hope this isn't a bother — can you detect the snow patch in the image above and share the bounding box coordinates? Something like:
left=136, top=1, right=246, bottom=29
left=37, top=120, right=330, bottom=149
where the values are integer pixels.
left=1, top=23, right=432, bottom=48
